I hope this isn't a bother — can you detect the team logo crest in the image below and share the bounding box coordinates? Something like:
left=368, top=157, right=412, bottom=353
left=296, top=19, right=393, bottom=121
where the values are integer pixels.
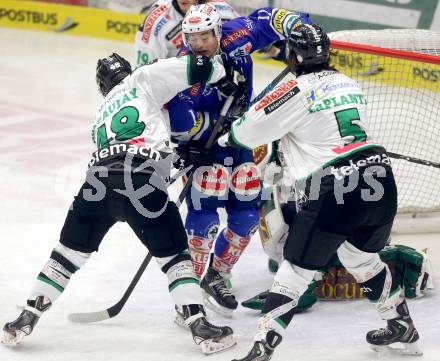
left=253, top=145, right=269, bottom=165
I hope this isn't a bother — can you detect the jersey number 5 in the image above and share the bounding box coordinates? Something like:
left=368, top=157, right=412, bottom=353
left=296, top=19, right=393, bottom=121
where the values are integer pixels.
left=334, top=108, right=367, bottom=145
left=96, top=106, right=146, bottom=149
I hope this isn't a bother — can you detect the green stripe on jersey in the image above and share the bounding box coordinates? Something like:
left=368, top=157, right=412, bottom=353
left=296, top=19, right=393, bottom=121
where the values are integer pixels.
left=37, top=273, right=64, bottom=293
left=169, top=278, right=199, bottom=292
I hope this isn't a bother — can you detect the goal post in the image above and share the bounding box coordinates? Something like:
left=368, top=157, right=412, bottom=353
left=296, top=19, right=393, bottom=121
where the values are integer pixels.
left=328, top=30, right=440, bottom=232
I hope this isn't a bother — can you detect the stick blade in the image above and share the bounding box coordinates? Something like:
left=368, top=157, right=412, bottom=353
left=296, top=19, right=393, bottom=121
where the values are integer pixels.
left=68, top=310, right=111, bottom=323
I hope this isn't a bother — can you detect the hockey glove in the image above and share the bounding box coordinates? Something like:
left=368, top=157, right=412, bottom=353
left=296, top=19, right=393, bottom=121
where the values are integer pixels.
left=175, top=143, right=214, bottom=168
left=212, top=78, right=245, bottom=98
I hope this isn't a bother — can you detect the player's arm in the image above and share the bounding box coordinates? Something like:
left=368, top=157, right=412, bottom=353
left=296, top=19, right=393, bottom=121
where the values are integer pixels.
left=226, top=110, right=287, bottom=150
left=222, top=80, right=303, bottom=150
left=136, top=55, right=226, bottom=106
left=226, top=8, right=312, bottom=56
left=134, top=7, right=169, bottom=66
left=134, top=29, right=167, bottom=66
left=167, top=92, right=214, bottom=142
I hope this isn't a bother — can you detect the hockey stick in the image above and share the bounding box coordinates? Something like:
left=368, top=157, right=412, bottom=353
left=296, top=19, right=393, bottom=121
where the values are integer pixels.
left=248, top=66, right=291, bottom=107
left=387, top=152, right=440, bottom=169
left=68, top=253, right=153, bottom=323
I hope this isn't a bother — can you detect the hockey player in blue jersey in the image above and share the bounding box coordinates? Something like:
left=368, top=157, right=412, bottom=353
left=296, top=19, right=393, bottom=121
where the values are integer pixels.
left=168, top=3, right=313, bottom=314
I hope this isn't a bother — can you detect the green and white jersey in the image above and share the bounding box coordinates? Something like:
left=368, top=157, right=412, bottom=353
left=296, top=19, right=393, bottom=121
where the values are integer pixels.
left=134, top=0, right=240, bottom=66
left=92, top=55, right=225, bottom=153
left=230, top=69, right=381, bottom=181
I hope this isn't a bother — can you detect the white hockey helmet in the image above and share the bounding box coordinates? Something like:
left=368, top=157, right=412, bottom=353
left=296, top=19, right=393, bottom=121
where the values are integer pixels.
left=182, top=3, right=222, bottom=50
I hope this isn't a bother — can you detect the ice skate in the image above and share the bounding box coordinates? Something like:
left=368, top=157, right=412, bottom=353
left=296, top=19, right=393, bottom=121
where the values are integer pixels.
left=366, top=300, right=422, bottom=356
left=200, top=267, right=238, bottom=317
left=232, top=330, right=282, bottom=361
left=174, top=304, right=189, bottom=329
left=183, top=304, right=236, bottom=354
left=2, top=296, right=51, bottom=346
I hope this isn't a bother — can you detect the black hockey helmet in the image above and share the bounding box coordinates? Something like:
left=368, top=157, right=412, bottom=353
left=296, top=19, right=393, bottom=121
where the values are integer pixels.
left=96, top=53, right=132, bottom=96
left=286, top=24, right=330, bottom=71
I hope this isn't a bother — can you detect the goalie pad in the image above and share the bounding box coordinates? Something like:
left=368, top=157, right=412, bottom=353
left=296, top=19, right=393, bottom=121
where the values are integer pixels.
left=258, top=184, right=289, bottom=264
left=243, top=244, right=434, bottom=311
left=379, top=245, right=434, bottom=298
left=316, top=244, right=434, bottom=300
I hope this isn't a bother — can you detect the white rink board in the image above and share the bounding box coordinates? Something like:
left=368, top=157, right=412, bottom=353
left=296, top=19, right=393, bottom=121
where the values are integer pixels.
left=0, top=28, right=439, bottom=361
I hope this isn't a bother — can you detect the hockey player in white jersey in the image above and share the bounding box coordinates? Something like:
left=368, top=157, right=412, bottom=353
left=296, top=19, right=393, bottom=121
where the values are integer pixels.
left=218, top=24, right=422, bottom=360
left=135, top=0, right=239, bottom=66
left=2, top=53, right=236, bottom=355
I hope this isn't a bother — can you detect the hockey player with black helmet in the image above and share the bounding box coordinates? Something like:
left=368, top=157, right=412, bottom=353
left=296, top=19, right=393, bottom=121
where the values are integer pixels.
left=218, top=24, right=422, bottom=360
left=2, top=52, right=236, bottom=355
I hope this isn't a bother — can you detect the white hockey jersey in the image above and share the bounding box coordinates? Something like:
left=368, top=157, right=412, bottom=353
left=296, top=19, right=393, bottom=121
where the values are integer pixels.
left=229, top=70, right=382, bottom=181
left=91, top=55, right=225, bottom=154
left=134, top=0, right=240, bottom=66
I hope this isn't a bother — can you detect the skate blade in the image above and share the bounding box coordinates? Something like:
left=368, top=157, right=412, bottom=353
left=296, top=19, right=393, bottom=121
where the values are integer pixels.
left=370, top=340, right=423, bottom=357
left=200, top=334, right=236, bottom=355
left=2, top=330, right=25, bottom=347
left=202, top=292, right=234, bottom=318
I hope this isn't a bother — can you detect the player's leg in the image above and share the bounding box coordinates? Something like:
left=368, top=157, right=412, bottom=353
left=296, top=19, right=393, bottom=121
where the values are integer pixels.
left=128, top=189, right=235, bottom=354
left=337, top=241, right=421, bottom=355
left=233, top=177, right=352, bottom=360
left=183, top=143, right=230, bottom=280
left=3, top=177, right=115, bottom=345
left=185, top=205, right=220, bottom=279
left=200, top=149, right=261, bottom=314
left=201, top=206, right=259, bottom=313
left=337, top=168, right=420, bottom=355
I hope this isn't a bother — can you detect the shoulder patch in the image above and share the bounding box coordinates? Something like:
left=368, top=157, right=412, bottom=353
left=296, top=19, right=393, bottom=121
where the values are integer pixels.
left=221, top=28, right=250, bottom=49
left=142, top=4, right=168, bottom=43
left=272, top=9, right=298, bottom=35
left=166, top=21, right=182, bottom=41
left=255, top=80, right=300, bottom=114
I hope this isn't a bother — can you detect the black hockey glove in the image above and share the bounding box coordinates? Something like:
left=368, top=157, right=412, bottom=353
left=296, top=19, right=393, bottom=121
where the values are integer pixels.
left=213, top=78, right=246, bottom=97
left=175, top=143, right=214, bottom=168
left=212, top=53, right=246, bottom=97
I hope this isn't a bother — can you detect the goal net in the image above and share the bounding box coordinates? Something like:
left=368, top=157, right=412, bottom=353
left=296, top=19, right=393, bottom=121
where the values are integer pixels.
left=328, top=30, right=440, bottom=225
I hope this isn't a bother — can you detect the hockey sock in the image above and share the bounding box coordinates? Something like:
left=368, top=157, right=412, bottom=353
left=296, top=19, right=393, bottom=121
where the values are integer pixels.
left=213, top=228, right=252, bottom=275
left=29, top=243, right=90, bottom=303
left=255, top=261, right=316, bottom=342
left=187, top=234, right=214, bottom=279
left=338, top=242, right=402, bottom=320
left=157, top=250, right=203, bottom=306
left=360, top=265, right=402, bottom=320
left=185, top=209, right=219, bottom=279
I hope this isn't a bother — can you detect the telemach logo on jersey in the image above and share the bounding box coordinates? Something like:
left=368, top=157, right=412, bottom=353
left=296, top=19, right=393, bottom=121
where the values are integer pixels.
left=88, top=143, right=162, bottom=168
left=255, top=80, right=300, bottom=114
left=255, top=80, right=298, bottom=111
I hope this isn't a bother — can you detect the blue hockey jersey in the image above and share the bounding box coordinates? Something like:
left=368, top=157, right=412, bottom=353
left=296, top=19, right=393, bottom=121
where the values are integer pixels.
left=168, top=8, right=312, bottom=143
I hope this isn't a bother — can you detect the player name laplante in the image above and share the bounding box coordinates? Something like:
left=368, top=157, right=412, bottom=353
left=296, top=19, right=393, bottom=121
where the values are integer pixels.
left=308, top=93, right=367, bottom=113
